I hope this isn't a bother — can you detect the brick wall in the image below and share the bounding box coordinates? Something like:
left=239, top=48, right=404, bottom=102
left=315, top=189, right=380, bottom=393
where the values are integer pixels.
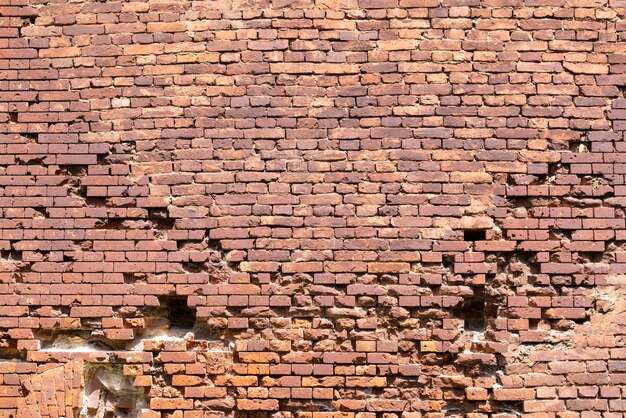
left=1, top=0, right=626, bottom=416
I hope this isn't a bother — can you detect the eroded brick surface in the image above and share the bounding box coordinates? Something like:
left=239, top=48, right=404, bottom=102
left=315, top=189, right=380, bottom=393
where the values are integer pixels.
left=1, top=0, right=626, bottom=416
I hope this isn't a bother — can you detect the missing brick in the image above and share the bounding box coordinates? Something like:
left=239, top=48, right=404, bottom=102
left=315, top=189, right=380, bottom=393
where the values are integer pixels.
left=569, top=140, right=589, bottom=152
left=85, top=197, right=109, bottom=207
left=148, top=209, right=175, bottom=230
left=548, top=228, right=572, bottom=242
left=107, top=142, right=136, bottom=164
left=206, top=237, right=222, bottom=251
left=0, top=344, right=22, bottom=360
left=493, top=401, right=524, bottom=416
left=95, top=219, right=125, bottom=230
left=38, top=332, right=108, bottom=352
left=96, top=154, right=110, bottom=165
left=63, top=253, right=77, bottom=262
left=464, top=229, right=486, bottom=242
left=456, top=292, right=487, bottom=333
left=81, top=363, right=147, bottom=418
left=442, top=253, right=456, bottom=267
left=123, top=273, right=139, bottom=284
left=181, top=261, right=207, bottom=273
left=279, top=399, right=333, bottom=413
left=59, top=164, right=88, bottom=176
left=576, top=251, right=603, bottom=263
left=528, top=319, right=540, bottom=330
left=17, top=155, right=46, bottom=166
left=1, top=250, right=22, bottom=262
left=165, top=297, right=196, bottom=330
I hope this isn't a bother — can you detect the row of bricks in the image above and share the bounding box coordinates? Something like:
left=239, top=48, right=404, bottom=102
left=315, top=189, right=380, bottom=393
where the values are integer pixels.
left=2, top=34, right=624, bottom=54
left=136, top=397, right=626, bottom=413
left=0, top=270, right=603, bottom=284
left=0, top=246, right=616, bottom=263
left=0, top=247, right=617, bottom=263
left=0, top=268, right=603, bottom=281
left=0, top=185, right=622, bottom=202
left=2, top=81, right=626, bottom=100
left=0, top=0, right=619, bottom=14
left=0, top=259, right=614, bottom=274
left=0, top=340, right=606, bottom=363
left=0, top=284, right=596, bottom=302
left=0, top=318, right=582, bottom=336
left=0, top=230, right=620, bottom=245
left=0, top=223, right=580, bottom=238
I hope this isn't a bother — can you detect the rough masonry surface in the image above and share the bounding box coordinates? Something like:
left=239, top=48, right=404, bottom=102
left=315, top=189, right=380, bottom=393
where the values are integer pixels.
left=1, top=0, right=626, bottom=416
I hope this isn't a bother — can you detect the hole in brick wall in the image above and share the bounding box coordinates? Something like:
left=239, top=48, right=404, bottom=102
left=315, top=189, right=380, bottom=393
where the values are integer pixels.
left=96, top=154, right=108, bottom=165
left=85, top=197, right=108, bottom=207
left=17, top=155, right=46, bottom=166
left=0, top=338, right=21, bottom=359
left=1, top=250, right=22, bottom=262
left=548, top=228, right=571, bottom=241
left=95, top=219, right=124, bottom=230
left=503, top=195, right=534, bottom=209
left=63, top=254, right=76, bottom=262
left=38, top=331, right=115, bottom=351
left=505, top=174, right=517, bottom=185
left=66, top=183, right=86, bottom=198
left=571, top=316, right=590, bottom=325
left=81, top=364, right=147, bottom=418
left=442, top=254, right=455, bottom=266
left=569, top=141, right=589, bottom=152
left=459, top=300, right=486, bottom=332
left=307, top=400, right=334, bottom=412
left=547, top=162, right=563, bottom=177
left=606, top=239, right=626, bottom=251
left=279, top=398, right=333, bottom=412
left=206, top=238, right=222, bottom=251
left=165, top=297, right=196, bottom=330
left=577, top=252, right=603, bottom=263
left=59, top=164, right=88, bottom=176
left=8, top=112, right=17, bottom=123
left=456, top=287, right=489, bottom=333
left=464, top=229, right=486, bottom=242
left=148, top=209, right=168, bottom=218
left=442, top=400, right=464, bottom=413
left=33, top=209, right=49, bottom=219
left=123, top=273, right=137, bottom=283
left=0, top=350, right=23, bottom=362
left=493, top=400, right=523, bottom=415
left=74, top=240, right=93, bottom=251
left=17, top=263, right=31, bottom=273
left=150, top=219, right=176, bottom=232
left=107, top=143, right=135, bottom=165
left=189, top=324, right=215, bottom=341
left=148, top=210, right=175, bottom=230
left=551, top=139, right=571, bottom=151
left=181, top=261, right=206, bottom=273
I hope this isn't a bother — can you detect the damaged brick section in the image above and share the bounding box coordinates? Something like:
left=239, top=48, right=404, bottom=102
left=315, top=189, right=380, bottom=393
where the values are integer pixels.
left=2, top=0, right=626, bottom=417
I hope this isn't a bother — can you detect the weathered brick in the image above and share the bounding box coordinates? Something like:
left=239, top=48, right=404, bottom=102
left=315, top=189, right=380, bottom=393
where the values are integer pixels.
left=2, top=1, right=624, bottom=417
